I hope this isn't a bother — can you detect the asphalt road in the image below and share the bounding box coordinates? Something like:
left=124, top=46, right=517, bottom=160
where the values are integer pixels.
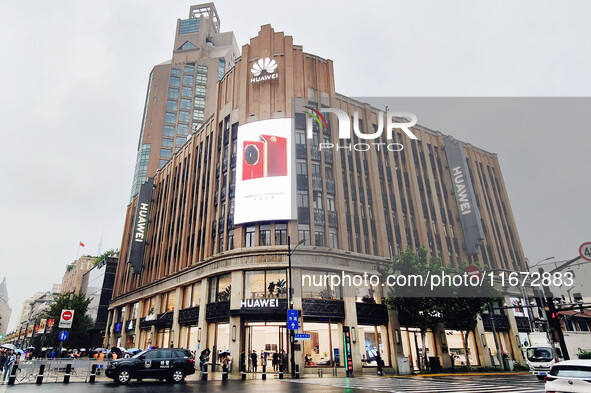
left=0, top=374, right=546, bottom=393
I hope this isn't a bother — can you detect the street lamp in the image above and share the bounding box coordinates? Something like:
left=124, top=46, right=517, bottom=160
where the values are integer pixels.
left=287, top=235, right=305, bottom=378
left=529, top=256, right=555, bottom=269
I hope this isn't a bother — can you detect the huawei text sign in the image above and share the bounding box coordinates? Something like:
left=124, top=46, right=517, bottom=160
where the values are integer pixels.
left=306, top=107, right=418, bottom=151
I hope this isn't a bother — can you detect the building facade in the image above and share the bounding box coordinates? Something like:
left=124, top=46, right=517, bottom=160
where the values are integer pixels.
left=60, top=256, right=96, bottom=294
left=81, top=256, right=118, bottom=348
left=129, top=3, right=239, bottom=199
left=107, top=23, right=529, bottom=374
left=0, top=277, right=12, bottom=337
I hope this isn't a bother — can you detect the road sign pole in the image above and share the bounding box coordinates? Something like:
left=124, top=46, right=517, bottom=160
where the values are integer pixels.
left=288, top=235, right=295, bottom=378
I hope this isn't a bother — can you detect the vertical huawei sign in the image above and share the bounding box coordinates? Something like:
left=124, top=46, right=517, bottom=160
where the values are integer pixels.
left=234, top=118, right=296, bottom=224
left=126, top=178, right=154, bottom=274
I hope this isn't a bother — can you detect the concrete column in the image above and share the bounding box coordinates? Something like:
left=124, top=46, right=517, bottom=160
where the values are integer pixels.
left=198, top=278, right=210, bottom=351
left=433, top=322, right=453, bottom=369
left=342, top=280, right=362, bottom=373
left=291, top=267, right=304, bottom=372
left=504, top=295, right=525, bottom=363
left=386, top=309, right=401, bottom=374
left=229, top=270, right=243, bottom=375
left=108, top=308, right=118, bottom=347
left=133, top=300, right=143, bottom=348
left=104, top=309, right=113, bottom=348
left=172, top=287, right=183, bottom=348
left=474, top=317, right=493, bottom=367
left=120, top=305, right=129, bottom=346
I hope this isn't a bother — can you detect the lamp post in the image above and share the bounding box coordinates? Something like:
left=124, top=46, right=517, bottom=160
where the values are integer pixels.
left=287, top=235, right=306, bottom=378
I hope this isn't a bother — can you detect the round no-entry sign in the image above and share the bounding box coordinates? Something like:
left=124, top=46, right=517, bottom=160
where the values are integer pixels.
left=62, top=311, right=73, bottom=320
left=580, top=242, right=591, bottom=262
left=466, top=265, right=482, bottom=279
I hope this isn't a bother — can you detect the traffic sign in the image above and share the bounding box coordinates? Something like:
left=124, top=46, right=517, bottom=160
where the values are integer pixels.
left=579, top=242, right=591, bottom=262
left=59, top=309, right=75, bottom=329
left=58, top=331, right=69, bottom=342
left=294, top=333, right=310, bottom=340
left=466, top=265, right=482, bottom=279
left=287, top=309, right=299, bottom=330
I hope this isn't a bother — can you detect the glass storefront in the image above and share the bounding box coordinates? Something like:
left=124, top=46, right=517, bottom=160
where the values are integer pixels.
left=358, top=325, right=390, bottom=366
left=446, top=330, right=480, bottom=366
left=484, top=331, right=515, bottom=364
left=244, top=322, right=288, bottom=371
left=401, top=327, right=436, bottom=371
left=302, top=320, right=342, bottom=367
left=244, top=270, right=287, bottom=299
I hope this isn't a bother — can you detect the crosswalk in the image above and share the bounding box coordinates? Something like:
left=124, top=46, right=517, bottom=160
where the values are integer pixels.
left=285, top=375, right=545, bottom=393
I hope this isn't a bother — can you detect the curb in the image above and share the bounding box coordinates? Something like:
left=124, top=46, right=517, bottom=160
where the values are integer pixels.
left=389, top=372, right=531, bottom=378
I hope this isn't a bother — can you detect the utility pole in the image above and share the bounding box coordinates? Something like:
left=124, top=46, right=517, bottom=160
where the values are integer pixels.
left=287, top=236, right=305, bottom=378
left=539, top=267, right=570, bottom=360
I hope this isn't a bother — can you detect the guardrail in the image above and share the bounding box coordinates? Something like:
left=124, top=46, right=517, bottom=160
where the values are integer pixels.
left=11, top=359, right=108, bottom=384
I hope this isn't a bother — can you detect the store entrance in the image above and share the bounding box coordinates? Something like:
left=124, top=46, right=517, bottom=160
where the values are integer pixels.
left=243, top=322, right=288, bottom=372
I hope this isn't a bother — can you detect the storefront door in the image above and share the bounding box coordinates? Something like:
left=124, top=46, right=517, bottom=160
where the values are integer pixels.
left=243, top=322, right=287, bottom=372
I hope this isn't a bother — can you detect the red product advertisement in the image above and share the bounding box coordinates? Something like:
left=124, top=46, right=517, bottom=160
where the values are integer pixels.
left=242, top=135, right=287, bottom=181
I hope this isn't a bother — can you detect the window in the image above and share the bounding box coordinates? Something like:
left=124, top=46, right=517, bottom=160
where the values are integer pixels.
left=181, top=86, right=192, bottom=97
left=325, top=166, right=334, bottom=180
left=259, top=224, right=271, bottom=246
left=163, top=125, right=175, bottom=137
left=302, top=270, right=341, bottom=299
left=169, top=76, right=181, bottom=87
left=197, top=65, right=207, bottom=74
left=183, top=282, right=201, bottom=308
left=210, top=274, right=231, bottom=302
left=179, top=111, right=190, bottom=123
left=228, top=230, right=234, bottom=250
left=313, top=192, right=323, bottom=209
left=165, top=112, right=176, bottom=124
left=184, top=66, right=194, bottom=74
left=168, top=88, right=179, bottom=99
left=178, top=18, right=200, bottom=34
left=302, top=321, right=343, bottom=367
left=176, top=136, right=187, bottom=145
left=166, top=100, right=178, bottom=111
left=177, top=124, right=189, bottom=135
left=160, top=148, right=172, bottom=158
left=159, top=159, right=168, bottom=168
left=244, top=270, right=287, bottom=299
left=183, top=74, right=194, bottom=85
left=311, top=163, right=321, bottom=176
left=298, top=224, right=310, bottom=245
left=180, top=98, right=192, bottom=110
left=171, top=68, right=181, bottom=76
left=194, top=97, right=205, bottom=108
left=218, top=59, right=226, bottom=80
left=296, top=161, right=307, bottom=175
left=327, top=195, right=336, bottom=212
left=275, top=223, right=287, bottom=245
left=315, top=228, right=325, bottom=246
left=195, top=85, right=206, bottom=96
left=296, top=130, right=306, bottom=145
left=329, top=228, right=338, bottom=248
left=297, top=190, right=309, bottom=207
left=162, top=138, right=173, bottom=147
left=245, top=226, right=255, bottom=247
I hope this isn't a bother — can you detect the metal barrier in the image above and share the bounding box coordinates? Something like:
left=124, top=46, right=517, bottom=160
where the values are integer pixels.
left=9, top=358, right=109, bottom=384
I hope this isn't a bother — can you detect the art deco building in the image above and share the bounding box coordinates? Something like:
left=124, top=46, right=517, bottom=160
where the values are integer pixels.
left=129, top=3, right=239, bottom=199
left=107, top=20, right=529, bottom=374
left=0, top=277, right=12, bottom=337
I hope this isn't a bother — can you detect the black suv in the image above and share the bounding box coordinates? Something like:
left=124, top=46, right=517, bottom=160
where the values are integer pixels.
left=105, top=348, right=195, bottom=384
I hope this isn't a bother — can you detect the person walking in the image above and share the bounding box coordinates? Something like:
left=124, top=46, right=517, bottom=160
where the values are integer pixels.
left=2, top=350, right=16, bottom=383
left=375, top=352, right=384, bottom=376
left=272, top=351, right=279, bottom=371
left=199, top=348, right=210, bottom=376
left=281, top=350, right=288, bottom=373
left=0, top=348, right=6, bottom=372
left=250, top=350, right=258, bottom=372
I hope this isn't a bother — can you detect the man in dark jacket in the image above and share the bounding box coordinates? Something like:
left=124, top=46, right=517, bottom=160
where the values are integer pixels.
left=250, top=350, right=258, bottom=372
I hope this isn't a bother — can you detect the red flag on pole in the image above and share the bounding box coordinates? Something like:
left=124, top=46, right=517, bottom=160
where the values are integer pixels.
left=79, top=241, right=85, bottom=247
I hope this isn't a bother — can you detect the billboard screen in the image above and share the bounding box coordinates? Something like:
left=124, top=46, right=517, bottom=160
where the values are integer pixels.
left=234, top=118, right=296, bottom=224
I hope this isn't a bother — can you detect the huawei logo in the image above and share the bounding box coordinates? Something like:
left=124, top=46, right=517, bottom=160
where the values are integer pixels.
left=251, top=57, right=277, bottom=76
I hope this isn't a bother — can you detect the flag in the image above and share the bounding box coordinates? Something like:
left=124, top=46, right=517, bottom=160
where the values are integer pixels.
left=79, top=241, right=85, bottom=247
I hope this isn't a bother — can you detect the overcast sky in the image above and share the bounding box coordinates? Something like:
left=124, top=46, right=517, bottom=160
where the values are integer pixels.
left=1, top=0, right=590, bottom=331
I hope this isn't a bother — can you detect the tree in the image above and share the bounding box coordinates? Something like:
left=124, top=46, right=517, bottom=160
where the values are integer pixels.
left=378, top=246, right=446, bottom=371
left=45, top=292, right=93, bottom=349
left=93, top=248, right=120, bottom=267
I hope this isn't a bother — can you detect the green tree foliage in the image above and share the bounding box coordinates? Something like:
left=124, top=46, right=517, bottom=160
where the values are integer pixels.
left=93, top=248, right=120, bottom=267
left=378, top=246, right=501, bottom=371
left=44, top=292, right=93, bottom=348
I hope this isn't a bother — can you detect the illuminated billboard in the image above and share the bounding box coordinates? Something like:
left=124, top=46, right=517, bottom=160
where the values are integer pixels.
left=234, top=118, right=296, bottom=224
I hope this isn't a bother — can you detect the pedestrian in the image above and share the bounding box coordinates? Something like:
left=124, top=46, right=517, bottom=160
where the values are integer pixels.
left=251, top=350, right=258, bottom=372
left=0, top=348, right=6, bottom=372
left=199, top=348, right=210, bottom=376
left=272, top=351, right=279, bottom=371
left=375, top=352, right=383, bottom=376
left=240, top=351, right=246, bottom=373
left=2, top=350, right=16, bottom=383
left=49, top=349, right=55, bottom=359
left=281, top=350, right=288, bottom=373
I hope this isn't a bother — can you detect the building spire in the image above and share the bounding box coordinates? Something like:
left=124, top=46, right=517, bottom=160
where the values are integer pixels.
left=0, top=276, right=8, bottom=302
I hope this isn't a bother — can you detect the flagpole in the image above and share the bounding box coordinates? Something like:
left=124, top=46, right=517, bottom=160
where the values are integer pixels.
left=75, top=243, right=81, bottom=260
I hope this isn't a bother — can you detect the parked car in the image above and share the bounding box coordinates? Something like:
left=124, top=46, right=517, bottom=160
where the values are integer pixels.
left=105, top=348, right=195, bottom=384
left=545, top=359, right=591, bottom=392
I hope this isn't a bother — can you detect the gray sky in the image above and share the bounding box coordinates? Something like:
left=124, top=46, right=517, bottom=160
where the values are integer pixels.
left=1, top=0, right=590, bottom=331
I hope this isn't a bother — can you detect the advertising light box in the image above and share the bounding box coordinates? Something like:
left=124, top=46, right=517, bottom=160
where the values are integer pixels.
left=234, top=118, right=296, bottom=224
